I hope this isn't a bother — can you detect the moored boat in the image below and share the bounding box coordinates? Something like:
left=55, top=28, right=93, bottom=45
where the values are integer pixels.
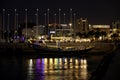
left=32, top=42, right=93, bottom=55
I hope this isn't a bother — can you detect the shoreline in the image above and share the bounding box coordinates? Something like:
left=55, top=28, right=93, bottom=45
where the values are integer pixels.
left=0, top=42, right=116, bottom=56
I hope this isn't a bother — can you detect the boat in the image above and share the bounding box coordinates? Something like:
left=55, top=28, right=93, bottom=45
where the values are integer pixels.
left=31, top=41, right=93, bottom=55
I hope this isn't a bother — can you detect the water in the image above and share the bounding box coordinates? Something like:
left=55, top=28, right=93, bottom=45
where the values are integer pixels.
left=0, top=55, right=103, bottom=80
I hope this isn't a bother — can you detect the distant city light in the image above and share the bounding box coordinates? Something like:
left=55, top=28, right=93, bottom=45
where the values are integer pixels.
left=92, top=25, right=110, bottom=28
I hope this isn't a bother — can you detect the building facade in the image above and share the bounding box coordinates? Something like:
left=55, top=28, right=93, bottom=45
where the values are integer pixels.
left=112, top=20, right=120, bottom=29
left=22, top=25, right=45, bottom=38
left=75, top=18, right=89, bottom=34
left=91, top=25, right=110, bottom=33
left=112, top=20, right=120, bottom=33
left=48, top=23, right=73, bottom=37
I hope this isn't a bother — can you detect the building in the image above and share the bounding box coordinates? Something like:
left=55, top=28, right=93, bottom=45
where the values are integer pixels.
left=91, top=25, right=110, bottom=33
left=22, top=25, right=46, bottom=38
left=91, top=25, right=110, bottom=40
left=33, top=25, right=45, bottom=37
left=76, top=18, right=89, bottom=34
left=112, top=20, right=120, bottom=33
left=22, top=28, right=33, bottom=38
left=112, top=20, right=120, bottom=29
left=48, top=23, right=73, bottom=37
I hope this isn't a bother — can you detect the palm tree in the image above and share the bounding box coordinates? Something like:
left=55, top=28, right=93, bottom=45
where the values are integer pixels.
left=76, top=32, right=82, bottom=38
left=87, top=30, right=95, bottom=38
left=101, top=31, right=107, bottom=40
left=94, top=28, right=101, bottom=40
left=111, top=33, right=119, bottom=40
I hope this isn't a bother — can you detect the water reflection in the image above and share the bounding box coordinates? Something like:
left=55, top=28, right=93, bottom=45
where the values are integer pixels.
left=27, top=59, right=34, bottom=80
left=26, top=57, right=88, bottom=80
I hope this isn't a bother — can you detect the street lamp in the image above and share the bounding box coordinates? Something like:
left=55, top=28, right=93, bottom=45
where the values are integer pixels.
left=69, top=23, right=72, bottom=29
left=44, top=13, right=46, bottom=35
left=16, top=14, right=19, bottom=31
left=63, top=13, right=66, bottom=24
left=70, top=8, right=72, bottom=24
left=36, top=8, right=39, bottom=38
left=69, top=23, right=72, bottom=36
left=59, top=8, right=61, bottom=28
left=14, top=9, right=17, bottom=31
left=54, top=13, right=56, bottom=24
left=25, top=9, right=27, bottom=39
left=47, top=8, right=50, bottom=36
left=73, top=13, right=76, bottom=37
left=47, top=8, right=49, bottom=25
left=54, top=13, right=57, bottom=36
left=36, top=8, right=39, bottom=26
left=2, top=9, right=5, bottom=39
left=7, top=14, right=10, bottom=42
left=44, top=13, right=46, bottom=25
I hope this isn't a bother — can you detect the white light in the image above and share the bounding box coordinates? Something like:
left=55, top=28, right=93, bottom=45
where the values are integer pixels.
left=99, top=36, right=102, bottom=40
left=3, top=9, right=5, bottom=11
left=92, top=25, right=110, bottom=28
left=61, top=24, right=67, bottom=26
left=81, top=59, right=84, bottom=63
left=41, top=36, right=44, bottom=39
left=38, top=36, right=41, bottom=39
left=83, top=59, right=87, bottom=64
left=50, top=31, right=55, bottom=33
left=48, top=8, right=49, bottom=11
left=25, top=9, right=27, bottom=11
left=69, top=23, right=72, bottom=26
left=59, top=8, right=61, bottom=11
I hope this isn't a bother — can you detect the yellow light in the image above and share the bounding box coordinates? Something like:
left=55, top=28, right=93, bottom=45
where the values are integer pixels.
left=69, top=23, right=72, bottom=26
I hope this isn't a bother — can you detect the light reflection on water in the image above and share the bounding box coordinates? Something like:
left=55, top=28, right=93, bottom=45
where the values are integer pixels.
left=0, top=56, right=102, bottom=80
left=26, top=57, right=88, bottom=80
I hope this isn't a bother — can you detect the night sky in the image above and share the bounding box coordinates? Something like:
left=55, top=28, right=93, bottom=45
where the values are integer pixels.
left=0, top=0, right=120, bottom=24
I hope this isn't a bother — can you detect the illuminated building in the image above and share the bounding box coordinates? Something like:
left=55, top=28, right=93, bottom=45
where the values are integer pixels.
left=33, top=25, right=45, bottom=37
left=92, top=25, right=110, bottom=31
left=22, top=28, right=34, bottom=38
left=112, top=20, right=120, bottom=29
left=111, top=20, right=120, bottom=39
left=91, top=25, right=110, bottom=40
left=76, top=18, right=89, bottom=34
left=48, top=23, right=73, bottom=37
left=22, top=25, right=45, bottom=38
left=112, top=20, right=120, bottom=33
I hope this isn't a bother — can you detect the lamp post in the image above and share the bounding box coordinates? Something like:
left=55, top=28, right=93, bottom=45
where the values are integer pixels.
left=14, top=9, right=17, bottom=32
left=73, top=13, right=76, bottom=37
left=7, top=14, right=10, bottom=42
left=44, top=13, right=46, bottom=25
left=36, top=8, right=39, bottom=37
left=63, top=13, right=66, bottom=24
left=59, top=8, right=61, bottom=28
left=69, top=23, right=72, bottom=29
left=36, top=8, right=39, bottom=26
left=47, top=8, right=49, bottom=36
left=2, top=9, right=5, bottom=40
left=16, top=14, right=19, bottom=32
left=54, top=13, right=56, bottom=36
left=25, top=9, right=27, bottom=39
left=44, top=13, right=46, bottom=35
left=70, top=8, right=72, bottom=29
left=54, top=13, right=56, bottom=24
left=47, top=8, right=49, bottom=25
